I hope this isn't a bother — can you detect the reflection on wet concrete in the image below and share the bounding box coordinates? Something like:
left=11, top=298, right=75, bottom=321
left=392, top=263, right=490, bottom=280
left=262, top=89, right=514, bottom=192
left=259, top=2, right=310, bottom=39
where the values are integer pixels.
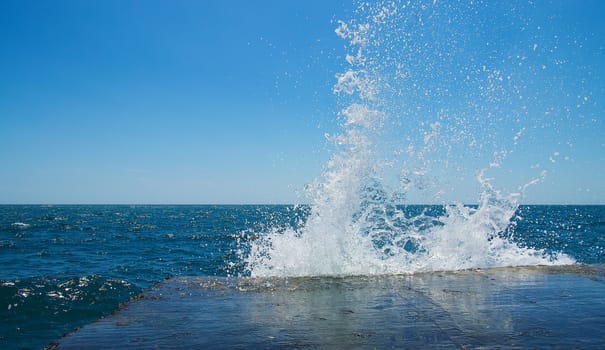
left=53, top=265, right=605, bottom=349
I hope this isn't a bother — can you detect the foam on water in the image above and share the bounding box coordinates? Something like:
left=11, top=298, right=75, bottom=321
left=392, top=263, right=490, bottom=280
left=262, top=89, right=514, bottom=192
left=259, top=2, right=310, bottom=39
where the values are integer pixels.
left=245, top=1, right=575, bottom=277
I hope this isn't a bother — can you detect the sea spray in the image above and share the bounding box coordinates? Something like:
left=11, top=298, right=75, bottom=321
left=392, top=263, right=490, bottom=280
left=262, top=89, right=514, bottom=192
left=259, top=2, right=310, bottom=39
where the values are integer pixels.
left=244, top=1, right=574, bottom=277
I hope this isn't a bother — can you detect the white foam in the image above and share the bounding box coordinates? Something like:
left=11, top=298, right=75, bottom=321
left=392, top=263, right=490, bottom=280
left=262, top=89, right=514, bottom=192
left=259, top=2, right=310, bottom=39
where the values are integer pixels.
left=244, top=1, right=574, bottom=278
left=11, top=222, right=31, bottom=229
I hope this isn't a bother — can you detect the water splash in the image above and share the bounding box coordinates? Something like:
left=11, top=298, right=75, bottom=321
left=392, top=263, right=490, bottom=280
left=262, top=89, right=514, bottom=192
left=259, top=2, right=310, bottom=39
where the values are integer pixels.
left=245, top=1, right=575, bottom=277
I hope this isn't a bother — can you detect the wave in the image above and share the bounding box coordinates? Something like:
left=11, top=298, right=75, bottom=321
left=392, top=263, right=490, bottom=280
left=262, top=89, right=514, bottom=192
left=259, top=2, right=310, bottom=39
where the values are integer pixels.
left=244, top=1, right=574, bottom=277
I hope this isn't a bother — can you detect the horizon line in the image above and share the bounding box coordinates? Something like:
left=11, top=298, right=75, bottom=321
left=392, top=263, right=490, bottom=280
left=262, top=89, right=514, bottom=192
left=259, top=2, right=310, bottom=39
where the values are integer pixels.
left=1, top=203, right=604, bottom=206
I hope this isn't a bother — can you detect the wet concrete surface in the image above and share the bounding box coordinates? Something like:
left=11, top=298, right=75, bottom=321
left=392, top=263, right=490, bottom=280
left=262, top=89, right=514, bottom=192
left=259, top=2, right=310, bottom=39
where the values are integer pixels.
left=51, top=265, right=605, bottom=349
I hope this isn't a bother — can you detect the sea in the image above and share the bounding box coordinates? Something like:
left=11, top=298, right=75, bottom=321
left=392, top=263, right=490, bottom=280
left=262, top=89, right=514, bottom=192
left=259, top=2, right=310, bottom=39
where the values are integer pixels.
left=1, top=204, right=604, bottom=349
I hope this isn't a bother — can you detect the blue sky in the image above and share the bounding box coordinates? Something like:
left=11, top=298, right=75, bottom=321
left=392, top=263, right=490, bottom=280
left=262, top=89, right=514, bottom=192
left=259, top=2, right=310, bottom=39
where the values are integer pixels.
left=0, top=0, right=603, bottom=204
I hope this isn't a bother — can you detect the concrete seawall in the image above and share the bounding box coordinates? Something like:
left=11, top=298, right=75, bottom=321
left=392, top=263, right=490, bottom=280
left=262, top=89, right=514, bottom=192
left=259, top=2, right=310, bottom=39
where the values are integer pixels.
left=51, top=265, right=605, bottom=349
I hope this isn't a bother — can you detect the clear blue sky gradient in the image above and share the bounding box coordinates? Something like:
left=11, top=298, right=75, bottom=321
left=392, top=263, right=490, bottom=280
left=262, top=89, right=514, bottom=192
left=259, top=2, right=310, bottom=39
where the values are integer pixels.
left=0, top=1, right=603, bottom=204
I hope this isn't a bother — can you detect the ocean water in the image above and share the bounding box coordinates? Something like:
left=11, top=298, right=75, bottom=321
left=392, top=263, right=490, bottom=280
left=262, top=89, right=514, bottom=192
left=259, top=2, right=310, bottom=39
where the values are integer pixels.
left=0, top=205, right=278, bottom=349
left=1, top=204, right=604, bottom=349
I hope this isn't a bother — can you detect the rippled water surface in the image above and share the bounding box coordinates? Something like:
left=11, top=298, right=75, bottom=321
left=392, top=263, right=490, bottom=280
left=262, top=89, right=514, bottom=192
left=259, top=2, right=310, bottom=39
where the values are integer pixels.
left=1, top=205, right=604, bottom=349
